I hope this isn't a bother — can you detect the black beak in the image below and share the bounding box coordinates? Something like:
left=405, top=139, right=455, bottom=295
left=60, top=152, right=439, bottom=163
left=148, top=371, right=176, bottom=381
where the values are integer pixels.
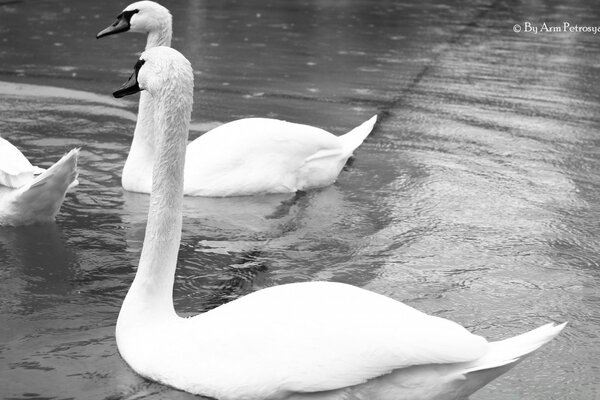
left=97, top=14, right=130, bottom=39
left=113, top=59, right=145, bottom=98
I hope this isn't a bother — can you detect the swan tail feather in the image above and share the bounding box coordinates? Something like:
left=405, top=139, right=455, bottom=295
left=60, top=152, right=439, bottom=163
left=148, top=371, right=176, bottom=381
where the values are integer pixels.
left=14, top=148, right=79, bottom=222
left=464, top=322, right=566, bottom=374
left=339, top=115, right=377, bottom=155
left=447, top=322, right=566, bottom=398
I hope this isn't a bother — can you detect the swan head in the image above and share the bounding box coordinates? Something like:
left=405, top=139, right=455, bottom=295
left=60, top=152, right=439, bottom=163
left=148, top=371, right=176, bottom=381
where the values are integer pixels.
left=97, top=1, right=171, bottom=39
left=113, top=46, right=193, bottom=99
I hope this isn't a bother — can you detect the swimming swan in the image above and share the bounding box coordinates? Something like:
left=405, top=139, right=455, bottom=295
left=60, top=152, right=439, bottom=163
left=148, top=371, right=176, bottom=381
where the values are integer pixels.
left=0, top=138, right=78, bottom=226
left=98, top=1, right=377, bottom=197
left=113, top=46, right=565, bottom=400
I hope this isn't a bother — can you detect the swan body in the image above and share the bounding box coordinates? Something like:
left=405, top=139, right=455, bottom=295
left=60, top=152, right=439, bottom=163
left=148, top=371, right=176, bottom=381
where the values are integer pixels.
left=114, top=46, right=565, bottom=400
left=0, top=137, right=78, bottom=225
left=182, top=116, right=376, bottom=196
left=120, top=280, right=565, bottom=400
left=98, top=1, right=376, bottom=197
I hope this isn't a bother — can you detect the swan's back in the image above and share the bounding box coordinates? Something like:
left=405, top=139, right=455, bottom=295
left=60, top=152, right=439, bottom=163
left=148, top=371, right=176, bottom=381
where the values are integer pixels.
left=184, top=118, right=348, bottom=196
left=0, top=149, right=78, bottom=225
left=0, top=137, right=36, bottom=188
left=123, top=282, right=489, bottom=399
left=118, top=281, right=564, bottom=400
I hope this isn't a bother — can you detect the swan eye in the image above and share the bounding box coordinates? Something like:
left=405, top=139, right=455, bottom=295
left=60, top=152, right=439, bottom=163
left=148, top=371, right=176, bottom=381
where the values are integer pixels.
left=117, top=9, right=140, bottom=25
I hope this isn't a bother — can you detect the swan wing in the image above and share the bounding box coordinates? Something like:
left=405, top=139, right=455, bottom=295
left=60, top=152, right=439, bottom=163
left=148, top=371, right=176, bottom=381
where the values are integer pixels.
left=184, top=118, right=345, bottom=196
left=0, top=149, right=78, bottom=225
left=180, top=282, right=488, bottom=398
left=0, top=137, right=36, bottom=188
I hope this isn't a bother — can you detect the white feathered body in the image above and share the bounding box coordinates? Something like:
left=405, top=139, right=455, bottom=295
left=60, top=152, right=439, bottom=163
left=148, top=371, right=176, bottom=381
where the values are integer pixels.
left=116, top=46, right=565, bottom=400
left=0, top=137, right=43, bottom=188
left=117, top=281, right=564, bottom=400
left=184, top=117, right=375, bottom=197
left=121, top=111, right=376, bottom=197
left=0, top=138, right=78, bottom=225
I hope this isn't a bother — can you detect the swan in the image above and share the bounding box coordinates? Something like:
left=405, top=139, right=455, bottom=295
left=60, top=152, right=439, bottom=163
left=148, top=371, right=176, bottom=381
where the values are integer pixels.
left=0, top=137, right=78, bottom=226
left=113, top=46, right=565, bottom=400
left=98, top=1, right=377, bottom=197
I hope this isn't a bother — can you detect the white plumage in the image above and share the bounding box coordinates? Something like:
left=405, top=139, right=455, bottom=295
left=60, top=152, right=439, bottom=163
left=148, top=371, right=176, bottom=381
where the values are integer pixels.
left=0, top=137, right=78, bottom=226
left=98, top=1, right=376, bottom=196
left=115, top=47, right=565, bottom=400
left=182, top=116, right=376, bottom=196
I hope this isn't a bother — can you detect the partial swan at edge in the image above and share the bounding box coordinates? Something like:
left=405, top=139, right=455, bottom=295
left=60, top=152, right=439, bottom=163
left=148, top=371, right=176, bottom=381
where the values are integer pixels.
left=0, top=137, right=78, bottom=226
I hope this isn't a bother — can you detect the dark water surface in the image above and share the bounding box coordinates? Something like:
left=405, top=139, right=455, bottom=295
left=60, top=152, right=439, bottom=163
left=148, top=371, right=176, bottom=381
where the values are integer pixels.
left=1, top=0, right=599, bottom=399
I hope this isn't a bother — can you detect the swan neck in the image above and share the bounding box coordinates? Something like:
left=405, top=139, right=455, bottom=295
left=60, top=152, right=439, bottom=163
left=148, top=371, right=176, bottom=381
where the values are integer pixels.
left=146, top=25, right=172, bottom=49
left=122, top=92, right=156, bottom=188
left=125, top=76, right=192, bottom=318
left=134, top=92, right=157, bottom=144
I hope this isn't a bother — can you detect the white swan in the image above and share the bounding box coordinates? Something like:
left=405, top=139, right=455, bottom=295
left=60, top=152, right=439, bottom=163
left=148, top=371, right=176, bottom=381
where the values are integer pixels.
left=98, top=1, right=377, bottom=196
left=0, top=138, right=78, bottom=226
left=114, top=46, right=565, bottom=400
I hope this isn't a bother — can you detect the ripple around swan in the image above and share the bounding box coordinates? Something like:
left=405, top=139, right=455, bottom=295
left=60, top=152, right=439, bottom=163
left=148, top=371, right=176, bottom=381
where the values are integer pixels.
left=1, top=0, right=600, bottom=399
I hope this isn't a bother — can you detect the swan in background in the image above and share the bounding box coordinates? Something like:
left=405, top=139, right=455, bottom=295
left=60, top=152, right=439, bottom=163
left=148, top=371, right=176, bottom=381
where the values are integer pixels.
left=97, top=1, right=377, bottom=196
left=0, top=137, right=78, bottom=226
left=114, top=46, right=565, bottom=400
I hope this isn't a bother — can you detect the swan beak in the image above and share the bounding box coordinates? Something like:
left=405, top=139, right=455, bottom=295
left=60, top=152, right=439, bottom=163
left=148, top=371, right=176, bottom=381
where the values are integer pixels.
left=97, top=15, right=129, bottom=39
left=113, top=59, right=145, bottom=98
left=113, top=72, right=140, bottom=98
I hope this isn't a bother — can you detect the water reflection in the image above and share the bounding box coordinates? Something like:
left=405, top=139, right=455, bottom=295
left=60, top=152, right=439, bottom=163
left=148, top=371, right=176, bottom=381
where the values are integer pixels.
left=1, top=0, right=599, bottom=399
left=0, top=224, right=76, bottom=314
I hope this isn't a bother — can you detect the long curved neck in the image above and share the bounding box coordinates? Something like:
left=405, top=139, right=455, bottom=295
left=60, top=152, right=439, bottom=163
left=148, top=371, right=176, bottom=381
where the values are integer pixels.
left=146, top=23, right=172, bottom=49
left=122, top=80, right=192, bottom=320
left=122, top=91, right=156, bottom=191
left=128, top=20, right=173, bottom=190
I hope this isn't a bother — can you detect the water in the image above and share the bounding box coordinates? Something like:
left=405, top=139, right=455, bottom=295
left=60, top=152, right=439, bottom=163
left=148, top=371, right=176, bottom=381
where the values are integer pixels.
left=1, top=0, right=599, bottom=399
